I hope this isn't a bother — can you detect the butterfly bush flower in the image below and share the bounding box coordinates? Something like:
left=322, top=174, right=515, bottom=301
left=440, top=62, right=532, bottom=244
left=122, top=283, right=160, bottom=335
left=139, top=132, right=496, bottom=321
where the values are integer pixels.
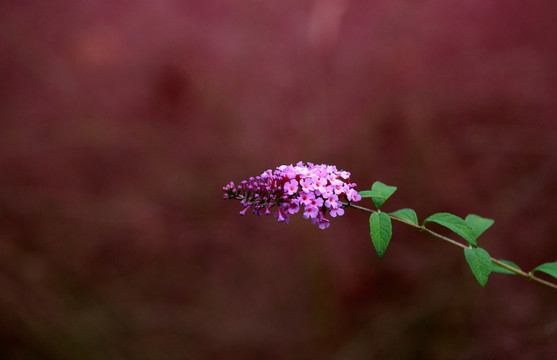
left=222, top=162, right=361, bottom=229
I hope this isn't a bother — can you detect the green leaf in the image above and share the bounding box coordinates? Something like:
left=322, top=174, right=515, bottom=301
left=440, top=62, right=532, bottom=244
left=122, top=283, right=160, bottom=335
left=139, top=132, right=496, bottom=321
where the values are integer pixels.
left=465, top=214, right=494, bottom=241
left=389, top=208, right=418, bottom=226
left=369, top=212, right=392, bottom=259
left=532, top=261, right=557, bottom=280
left=490, top=259, right=521, bottom=275
left=369, top=181, right=397, bottom=210
left=423, top=213, right=477, bottom=246
left=464, top=247, right=492, bottom=287
left=359, top=190, right=373, bottom=198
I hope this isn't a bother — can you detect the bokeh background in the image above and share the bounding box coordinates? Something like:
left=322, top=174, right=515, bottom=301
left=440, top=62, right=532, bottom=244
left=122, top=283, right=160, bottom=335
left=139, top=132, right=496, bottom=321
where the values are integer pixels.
left=1, top=1, right=557, bottom=359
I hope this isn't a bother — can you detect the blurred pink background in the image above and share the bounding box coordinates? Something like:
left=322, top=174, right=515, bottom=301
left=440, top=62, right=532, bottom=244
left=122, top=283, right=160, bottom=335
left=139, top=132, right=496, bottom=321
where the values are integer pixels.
left=1, top=1, right=557, bottom=359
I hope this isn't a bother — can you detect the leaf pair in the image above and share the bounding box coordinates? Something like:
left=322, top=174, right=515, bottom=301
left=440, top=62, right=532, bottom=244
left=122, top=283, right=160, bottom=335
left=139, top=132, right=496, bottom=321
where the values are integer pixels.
left=371, top=208, right=420, bottom=259
left=422, top=213, right=494, bottom=247
left=361, top=182, right=397, bottom=258
left=422, top=212, right=495, bottom=286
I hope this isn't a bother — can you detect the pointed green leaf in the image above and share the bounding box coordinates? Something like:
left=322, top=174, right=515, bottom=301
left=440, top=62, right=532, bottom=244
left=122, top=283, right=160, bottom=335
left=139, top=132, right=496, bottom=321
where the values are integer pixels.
left=465, top=214, right=494, bottom=241
left=370, top=181, right=397, bottom=210
left=389, top=208, right=418, bottom=226
left=532, top=261, right=557, bottom=280
left=464, top=247, right=492, bottom=287
left=359, top=190, right=373, bottom=198
left=490, top=259, right=521, bottom=275
left=423, top=213, right=477, bottom=246
left=369, top=212, right=392, bottom=259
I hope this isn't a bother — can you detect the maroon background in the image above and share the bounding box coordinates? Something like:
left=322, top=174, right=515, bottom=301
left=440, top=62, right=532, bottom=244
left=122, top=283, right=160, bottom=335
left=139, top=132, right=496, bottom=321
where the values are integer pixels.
left=1, top=1, right=556, bottom=359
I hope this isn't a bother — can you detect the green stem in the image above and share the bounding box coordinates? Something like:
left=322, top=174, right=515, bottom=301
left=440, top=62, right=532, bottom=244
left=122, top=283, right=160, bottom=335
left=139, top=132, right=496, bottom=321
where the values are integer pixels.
left=346, top=203, right=557, bottom=291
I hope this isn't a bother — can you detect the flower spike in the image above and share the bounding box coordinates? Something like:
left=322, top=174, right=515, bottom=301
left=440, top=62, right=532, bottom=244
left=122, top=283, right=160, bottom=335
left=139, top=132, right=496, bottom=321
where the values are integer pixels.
left=223, top=162, right=361, bottom=229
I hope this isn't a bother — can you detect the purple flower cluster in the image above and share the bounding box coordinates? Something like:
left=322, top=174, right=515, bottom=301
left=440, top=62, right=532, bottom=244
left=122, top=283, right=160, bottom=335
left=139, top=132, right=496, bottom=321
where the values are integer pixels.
left=222, top=162, right=361, bottom=229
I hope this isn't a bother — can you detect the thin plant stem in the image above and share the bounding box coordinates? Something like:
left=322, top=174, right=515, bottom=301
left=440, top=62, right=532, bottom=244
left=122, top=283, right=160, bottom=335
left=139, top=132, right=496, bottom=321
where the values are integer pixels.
left=346, top=202, right=557, bottom=291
